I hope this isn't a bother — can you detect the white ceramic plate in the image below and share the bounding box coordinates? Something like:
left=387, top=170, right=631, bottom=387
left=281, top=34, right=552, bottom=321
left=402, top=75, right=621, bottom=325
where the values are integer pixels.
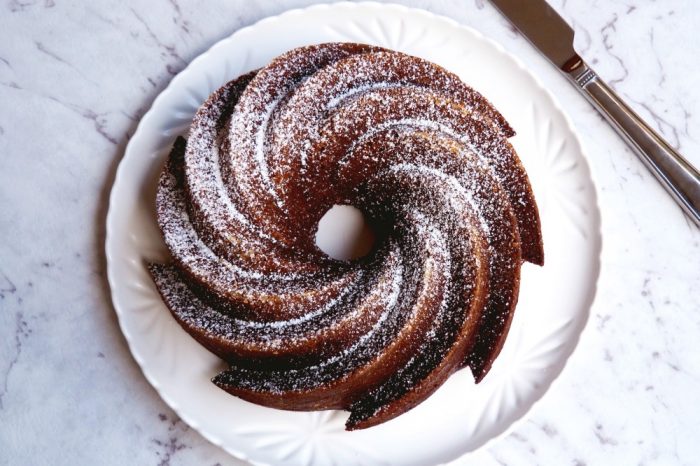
left=106, top=3, right=602, bottom=465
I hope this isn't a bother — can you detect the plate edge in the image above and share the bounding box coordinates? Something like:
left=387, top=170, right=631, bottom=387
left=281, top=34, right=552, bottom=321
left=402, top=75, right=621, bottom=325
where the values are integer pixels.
left=103, top=3, right=605, bottom=465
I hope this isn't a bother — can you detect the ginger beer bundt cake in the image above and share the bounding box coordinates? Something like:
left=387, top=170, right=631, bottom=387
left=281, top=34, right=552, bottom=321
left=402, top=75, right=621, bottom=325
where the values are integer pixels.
left=148, top=42, right=543, bottom=430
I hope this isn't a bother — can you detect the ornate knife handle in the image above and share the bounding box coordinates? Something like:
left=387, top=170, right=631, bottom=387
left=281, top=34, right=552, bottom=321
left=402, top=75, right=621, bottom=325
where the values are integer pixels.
left=565, top=56, right=700, bottom=228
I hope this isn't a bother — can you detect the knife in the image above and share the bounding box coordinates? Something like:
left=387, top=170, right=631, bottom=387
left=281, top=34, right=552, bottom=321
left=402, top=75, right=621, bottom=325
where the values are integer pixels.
left=489, top=0, right=700, bottom=227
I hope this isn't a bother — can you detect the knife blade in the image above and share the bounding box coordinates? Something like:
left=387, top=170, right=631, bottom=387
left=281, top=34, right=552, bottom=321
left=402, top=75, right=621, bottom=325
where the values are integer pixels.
left=489, top=0, right=700, bottom=227
left=489, top=0, right=577, bottom=71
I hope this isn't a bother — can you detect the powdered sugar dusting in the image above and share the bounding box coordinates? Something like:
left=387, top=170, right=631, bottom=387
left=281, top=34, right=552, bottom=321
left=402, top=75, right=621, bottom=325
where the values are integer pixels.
left=148, top=43, right=542, bottom=430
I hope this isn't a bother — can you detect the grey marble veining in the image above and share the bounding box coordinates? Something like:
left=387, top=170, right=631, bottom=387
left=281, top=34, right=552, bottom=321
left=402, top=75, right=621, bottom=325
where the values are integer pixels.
left=1, top=1, right=699, bottom=465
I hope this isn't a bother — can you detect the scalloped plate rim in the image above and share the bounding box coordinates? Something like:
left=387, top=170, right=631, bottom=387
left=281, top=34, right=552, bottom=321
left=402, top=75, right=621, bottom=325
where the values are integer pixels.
left=105, top=3, right=603, bottom=465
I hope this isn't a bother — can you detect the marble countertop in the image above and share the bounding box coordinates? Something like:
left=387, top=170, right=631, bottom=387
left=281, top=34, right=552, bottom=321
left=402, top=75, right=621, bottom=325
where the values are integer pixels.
left=1, top=1, right=699, bottom=465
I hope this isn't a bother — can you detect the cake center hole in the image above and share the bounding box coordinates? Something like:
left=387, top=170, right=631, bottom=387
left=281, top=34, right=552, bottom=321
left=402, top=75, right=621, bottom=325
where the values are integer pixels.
left=316, top=205, right=375, bottom=261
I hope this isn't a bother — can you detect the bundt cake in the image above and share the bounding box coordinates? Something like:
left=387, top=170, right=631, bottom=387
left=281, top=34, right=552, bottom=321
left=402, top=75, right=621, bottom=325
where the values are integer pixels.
left=148, top=42, right=543, bottom=430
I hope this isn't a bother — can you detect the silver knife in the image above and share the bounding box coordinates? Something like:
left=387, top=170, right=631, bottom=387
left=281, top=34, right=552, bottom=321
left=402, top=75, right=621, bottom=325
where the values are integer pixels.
left=489, top=0, right=700, bottom=227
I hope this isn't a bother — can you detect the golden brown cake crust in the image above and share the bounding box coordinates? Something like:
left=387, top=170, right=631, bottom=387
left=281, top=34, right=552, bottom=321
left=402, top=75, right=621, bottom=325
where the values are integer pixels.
left=148, top=43, right=542, bottom=430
